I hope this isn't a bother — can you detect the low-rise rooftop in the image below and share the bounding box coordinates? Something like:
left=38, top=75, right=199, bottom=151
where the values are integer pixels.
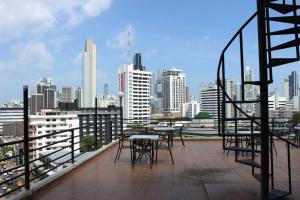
left=26, top=140, right=300, bottom=200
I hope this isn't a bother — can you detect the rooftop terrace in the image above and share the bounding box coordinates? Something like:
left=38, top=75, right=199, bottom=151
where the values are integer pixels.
left=25, top=140, right=300, bottom=200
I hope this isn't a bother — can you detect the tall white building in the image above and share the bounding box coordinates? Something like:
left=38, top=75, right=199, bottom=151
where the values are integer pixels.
left=225, top=79, right=234, bottom=118
left=162, top=68, right=186, bottom=117
left=244, top=66, right=257, bottom=114
left=181, top=101, right=201, bottom=118
left=200, top=82, right=219, bottom=119
left=82, top=38, right=96, bottom=108
left=119, top=56, right=151, bottom=123
left=29, top=109, right=79, bottom=160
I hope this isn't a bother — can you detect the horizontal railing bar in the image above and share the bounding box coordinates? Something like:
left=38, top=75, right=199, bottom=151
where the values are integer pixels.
left=0, top=184, right=24, bottom=198
left=0, top=153, right=25, bottom=163
left=29, top=145, right=71, bottom=164
left=29, top=125, right=90, bottom=141
left=30, top=151, right=72, bottom=173
left=29, top=138, right=70, bottom=152
left=0, top=139, right=24, bottom=147
left=0, top=172, right=25, bottom=186
left=0, top=164, right=25, bottom=176
left=30, top=158, right=72, bottom=182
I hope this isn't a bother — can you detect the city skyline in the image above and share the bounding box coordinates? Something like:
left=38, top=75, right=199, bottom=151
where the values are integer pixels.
left=0, top=0, right=300, bottom=104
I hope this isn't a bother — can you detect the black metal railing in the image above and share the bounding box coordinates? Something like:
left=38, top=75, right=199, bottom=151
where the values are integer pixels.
left=0, top=86, right=122, bottom=198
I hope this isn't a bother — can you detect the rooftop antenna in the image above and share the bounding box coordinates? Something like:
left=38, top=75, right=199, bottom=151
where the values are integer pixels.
left=126, top=30, right=131, bottom=64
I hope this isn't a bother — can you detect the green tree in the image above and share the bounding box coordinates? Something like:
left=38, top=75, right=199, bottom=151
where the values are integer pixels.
left=80, top=135, right=96, bottom=152
left=194, top=112, right=211, bottom=119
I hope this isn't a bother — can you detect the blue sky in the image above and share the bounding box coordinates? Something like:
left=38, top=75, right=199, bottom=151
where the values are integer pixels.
left=0, top=0, right=299, bottom=104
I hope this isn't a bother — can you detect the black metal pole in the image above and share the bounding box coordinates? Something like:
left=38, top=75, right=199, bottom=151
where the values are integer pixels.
left=110, top=120, right=113, bottom=143
left=119, top=96, right=123, bottom=137
left=71, top=130, right=74, bottom=164
left=94, top=97, right=98, bottom=150
left=23, top=86, right=30, bottom=190
left=256, top=0, right=269, bottom=199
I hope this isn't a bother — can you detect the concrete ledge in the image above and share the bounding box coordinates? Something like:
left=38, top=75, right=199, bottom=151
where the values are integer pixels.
left=12, top=140, right=119, bottom=200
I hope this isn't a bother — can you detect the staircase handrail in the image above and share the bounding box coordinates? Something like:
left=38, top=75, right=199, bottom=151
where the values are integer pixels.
left=217, top=12, right=261, bottom=127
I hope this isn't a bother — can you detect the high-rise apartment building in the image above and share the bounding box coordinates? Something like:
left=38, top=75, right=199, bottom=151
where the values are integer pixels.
left=200, top=82, right=219, bottom=119
left=83, top=38, right=96, bottom=108
left=289, top=71, right=298, bottom=100
left=162, top=68, right=186, bottom=117
left=119, top=54, right=151, bottom=123
left=29, top=109, right=79, bottom=160
left=61, top=86, right=73, bottom=103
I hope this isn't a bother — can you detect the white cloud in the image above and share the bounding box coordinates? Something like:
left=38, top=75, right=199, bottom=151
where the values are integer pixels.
left=73, top=52, right=83, bottom=65
left=50, top=35, right=73, bottom=48
left=107, top=24, right=135, bottom=49
left=0, top=0, right=112, bottom=42
left=0, top=41, right=54, bottom=71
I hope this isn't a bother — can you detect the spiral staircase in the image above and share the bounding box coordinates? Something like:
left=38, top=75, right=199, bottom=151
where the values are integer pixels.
left=217, top=0, right=299, bottom=199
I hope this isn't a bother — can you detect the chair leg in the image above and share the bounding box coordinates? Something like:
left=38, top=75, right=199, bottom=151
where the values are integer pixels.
left=180, top=134, right=185, bottom=147
left=114, top=141, right=122, bottom=163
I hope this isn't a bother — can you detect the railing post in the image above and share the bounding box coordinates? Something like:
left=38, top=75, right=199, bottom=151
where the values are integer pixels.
left=99, top=114, right=103, bottom=147
left=109, top=120, right=113, bottom=143
left=94, top=97, right=98, bottom=150
left=71, top=130, right=74, bottom=164
left=23, top=86, right=30, bottom=190
left=287, top=143, right=292, bottom=194
left=114, top=114, right=118, bottom=140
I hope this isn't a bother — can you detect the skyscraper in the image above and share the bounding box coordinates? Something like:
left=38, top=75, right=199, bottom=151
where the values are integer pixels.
left=75, top=87, right=82, bottom=108
left=283, top=79, right=289, bottom=100
left=35, top=77, right=56, bottom=110
left=103, top=83, right=108, bottom=96
left=83, top=38, right=96, bottom=108
left=61, top=86, right=73, bottom=103
left=162, top=68, right=186, bottom=117
left=30, top=94, right=44, bottom=115
left=119, top=54, right=151, bottom=123
left=133, top=53, right=144, bottom=70
left=244, top=66, right=256, bottom=114
left=288, top=71, right=298, bottom=100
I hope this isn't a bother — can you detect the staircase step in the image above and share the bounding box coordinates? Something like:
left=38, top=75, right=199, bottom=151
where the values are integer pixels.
left=269, top=189, right=290, bottom=200
left=268, top=58, right=298, bottom=67
left=270, top=38, right=300, bottom=51
left=225, top=146, right=261, bottom=153
left=270, top=26, right=300, bottom=35
left=253, top=173, right=272, bottom=182
left=269, top=3, right=300, bottom=14
left=237, top=159, right=261, bottom=168
left=269, top=16, right=300, bottom=24
left=244, top=81, right=261, bottom=85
